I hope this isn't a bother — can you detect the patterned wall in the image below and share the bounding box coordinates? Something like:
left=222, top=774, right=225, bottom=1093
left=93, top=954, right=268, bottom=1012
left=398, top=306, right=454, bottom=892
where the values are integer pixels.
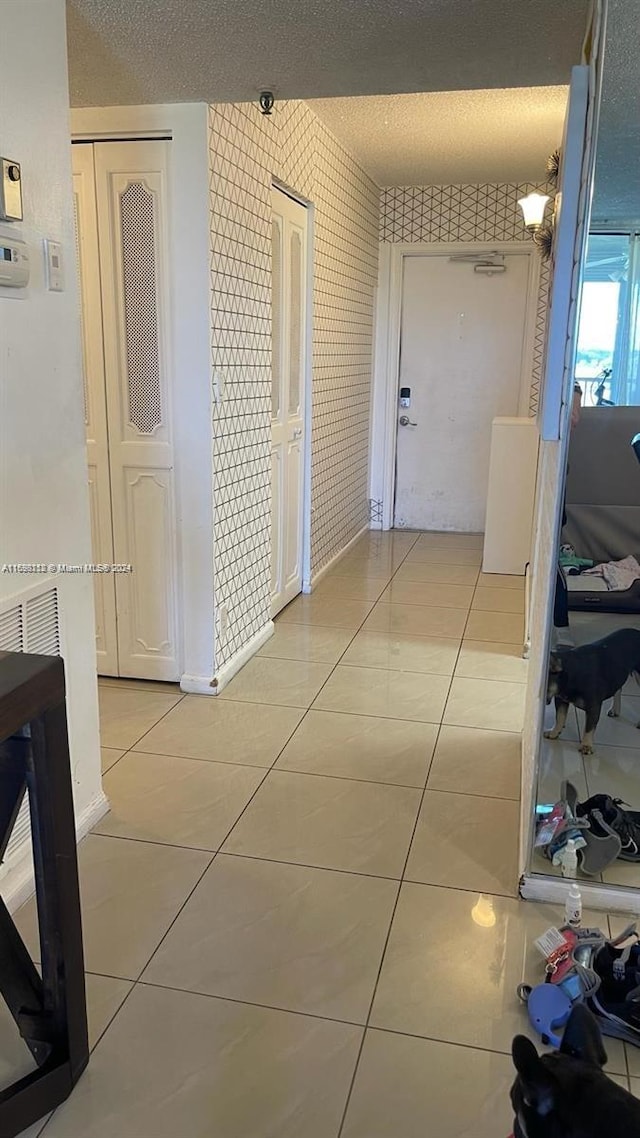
left=209, top=100, right=379, bottom=667
left=380, top=184, right=551, bottom=416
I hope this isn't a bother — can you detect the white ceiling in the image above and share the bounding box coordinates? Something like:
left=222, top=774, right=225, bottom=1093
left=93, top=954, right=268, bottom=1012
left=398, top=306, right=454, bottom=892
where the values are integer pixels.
left=66, top=0, right=588, bottom=108
left=592, top=0, right=640, bottom=223
left=307, top=88, right=568, bottom=185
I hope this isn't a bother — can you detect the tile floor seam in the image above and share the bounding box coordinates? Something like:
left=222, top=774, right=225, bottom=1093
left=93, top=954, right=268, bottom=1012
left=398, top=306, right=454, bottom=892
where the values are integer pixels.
left=35, top=977, right=141, bottom=1138
left=347, top=607, right=524, bottom=1045
left=129, top=849, right=218, bottom=983
left=277, top=582, right=397, bottom=712
left=269, top=765, right=429, bottom=790
left=84, top=534, right=545, bottom=1138
left=334, top=661, right=461, bottom=678
left=201, top=849, right=403, bottom=883
left=125, top=748, right=279, bottom=771
left=423, top=784, right=520, bottom=803
left=128, top=697, right=320, bottom=980
left=336, top=620, right=469, bottom=1135
left=114, top=691, right=188, bottom=752
left=128, top=655, right=415, bottom=981
left=135, top=978, right=370, bottom=1028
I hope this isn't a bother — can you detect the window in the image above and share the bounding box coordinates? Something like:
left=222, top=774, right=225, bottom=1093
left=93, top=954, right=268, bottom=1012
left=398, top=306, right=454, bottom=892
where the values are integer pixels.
left=575, top=232, right=640, bottom=406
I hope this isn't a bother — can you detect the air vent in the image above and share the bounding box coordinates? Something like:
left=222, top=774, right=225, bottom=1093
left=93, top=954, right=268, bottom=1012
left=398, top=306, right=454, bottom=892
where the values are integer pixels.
left=0, top=605, right=23, bottom=653
left=24, top=589, right=60, bottom=655
left=0, top=585, right=61, bottom=862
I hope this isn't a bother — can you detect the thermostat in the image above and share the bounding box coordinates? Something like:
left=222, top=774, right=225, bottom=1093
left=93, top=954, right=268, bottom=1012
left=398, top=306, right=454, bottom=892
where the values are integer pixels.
left=0, top=235, right=29, bottom=289
left=0, top=158, right=23, bottom=222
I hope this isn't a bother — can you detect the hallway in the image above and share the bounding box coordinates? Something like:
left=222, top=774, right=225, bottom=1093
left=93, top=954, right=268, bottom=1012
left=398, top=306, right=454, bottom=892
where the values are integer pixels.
left=13, top=530, right=638, bottom=1135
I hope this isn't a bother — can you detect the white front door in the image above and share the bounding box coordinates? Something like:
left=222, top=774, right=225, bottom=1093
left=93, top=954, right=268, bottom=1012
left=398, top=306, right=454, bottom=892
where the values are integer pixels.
left=72, top=140, right=180, bottom=681
left=270, top=187, right=308, bottom=616
left=394, top=252, right=534, bottom=533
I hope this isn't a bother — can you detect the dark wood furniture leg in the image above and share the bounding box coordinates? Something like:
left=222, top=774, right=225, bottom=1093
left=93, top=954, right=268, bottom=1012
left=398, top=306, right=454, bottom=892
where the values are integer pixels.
left=0, top=653, right=89, bottom=1137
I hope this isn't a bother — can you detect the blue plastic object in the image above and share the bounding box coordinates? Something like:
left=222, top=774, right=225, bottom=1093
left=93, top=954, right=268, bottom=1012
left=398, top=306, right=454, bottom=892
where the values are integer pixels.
left=525, top=982, right=573, bottom=1048
left=558, top=973, right=583, bottom=1003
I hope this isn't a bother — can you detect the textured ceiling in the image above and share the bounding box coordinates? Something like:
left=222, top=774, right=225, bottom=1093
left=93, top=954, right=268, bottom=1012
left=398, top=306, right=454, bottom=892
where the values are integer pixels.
left=592, top=0, right=640, bottom=223
left=307, top=87, right=568, bottom=185
left=66, top=0, right=588, bottom=108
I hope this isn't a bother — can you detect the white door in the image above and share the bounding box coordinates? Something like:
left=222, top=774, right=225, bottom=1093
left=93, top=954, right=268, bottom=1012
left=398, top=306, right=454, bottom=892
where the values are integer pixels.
left=394, top=252, right=534, bottom=533
left=270, top=187, right=308, bottom=616
left=72, top=143, right=118, bottom=675
left=72, top=140, right=180, bottom=681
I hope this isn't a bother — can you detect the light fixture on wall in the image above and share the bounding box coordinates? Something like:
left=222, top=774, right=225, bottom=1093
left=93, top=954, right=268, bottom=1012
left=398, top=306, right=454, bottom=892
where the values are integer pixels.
left=518, top=191, right=553, bottom=261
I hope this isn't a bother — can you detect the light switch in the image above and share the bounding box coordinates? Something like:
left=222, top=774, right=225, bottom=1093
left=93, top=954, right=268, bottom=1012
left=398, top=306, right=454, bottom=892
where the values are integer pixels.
left=212, top=371, right=225, bottom=404
left=44, top=239, right=64, bottom=292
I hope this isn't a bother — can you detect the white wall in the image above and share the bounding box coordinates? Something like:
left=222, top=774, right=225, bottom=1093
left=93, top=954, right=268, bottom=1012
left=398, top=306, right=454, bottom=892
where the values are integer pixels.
left=70, top=104, right=215, bottom=692
left=0, top=0, right=104, bottom=904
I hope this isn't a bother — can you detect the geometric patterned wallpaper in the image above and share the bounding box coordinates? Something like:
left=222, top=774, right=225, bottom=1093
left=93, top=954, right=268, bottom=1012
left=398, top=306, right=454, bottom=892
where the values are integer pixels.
left=209, top=100, right=379, bottom=667
left=380, top=183, right=551, bottom=417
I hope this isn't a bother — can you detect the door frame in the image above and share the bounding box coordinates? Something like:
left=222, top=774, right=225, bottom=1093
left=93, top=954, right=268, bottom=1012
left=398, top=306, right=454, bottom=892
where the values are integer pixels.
left=271, top=178, right=314, bottom=598
left=371, top=240, right=541, bottom=531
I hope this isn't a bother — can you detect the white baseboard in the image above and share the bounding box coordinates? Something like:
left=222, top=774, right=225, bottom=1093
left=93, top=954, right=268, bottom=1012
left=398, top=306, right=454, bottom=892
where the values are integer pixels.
left=180, top=672, right=216, bottom=695
left=2, top=789, right=110, bottom=915
left=209, top=621, right=275, bottom=695
left=302, top=524, right=370, bottom=593
left=520, top=872, right=640, bottom=916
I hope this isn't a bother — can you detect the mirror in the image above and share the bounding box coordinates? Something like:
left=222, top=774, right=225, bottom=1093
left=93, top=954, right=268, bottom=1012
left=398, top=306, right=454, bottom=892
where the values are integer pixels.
left=531, top=0, right=640, bottom=891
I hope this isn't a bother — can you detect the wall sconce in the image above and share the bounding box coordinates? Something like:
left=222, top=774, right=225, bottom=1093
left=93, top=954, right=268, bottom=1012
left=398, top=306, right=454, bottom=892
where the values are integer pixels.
left=518, top=191, right=553, bottom=261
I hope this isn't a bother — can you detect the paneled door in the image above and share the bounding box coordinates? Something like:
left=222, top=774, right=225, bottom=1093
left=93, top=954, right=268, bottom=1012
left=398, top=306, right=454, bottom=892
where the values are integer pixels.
left=270, top=186, right=308, bottom=616
left=72, top=140, right=180, bottom=680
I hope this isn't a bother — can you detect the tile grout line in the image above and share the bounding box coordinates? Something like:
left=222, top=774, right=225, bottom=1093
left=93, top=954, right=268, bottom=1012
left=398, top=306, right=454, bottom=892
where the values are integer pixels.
left=336, top=575, right=472, bottom=1136
left=108, top=533, right=425, bottom=1041
left=90, top=532, right=536, bottom=1132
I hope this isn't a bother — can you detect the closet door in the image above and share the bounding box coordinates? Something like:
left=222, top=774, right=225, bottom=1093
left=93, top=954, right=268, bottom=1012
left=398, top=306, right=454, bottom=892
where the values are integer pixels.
left=94, top=141, right=180, bottom=681
left=72, top=143, right=119, bottom=675
left=270, top=187, right=308, bottom=616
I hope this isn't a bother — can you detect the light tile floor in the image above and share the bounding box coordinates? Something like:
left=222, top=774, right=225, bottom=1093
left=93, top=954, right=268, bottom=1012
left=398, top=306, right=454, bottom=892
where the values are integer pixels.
left=8, top=531, right=639, bottom=1136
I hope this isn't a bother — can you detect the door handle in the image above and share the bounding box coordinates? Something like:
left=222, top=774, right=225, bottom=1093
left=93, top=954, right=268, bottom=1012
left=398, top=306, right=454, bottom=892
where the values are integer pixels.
left=399, top=415, right=417, bottom=427
left=292, top=427, right=303, bottom=439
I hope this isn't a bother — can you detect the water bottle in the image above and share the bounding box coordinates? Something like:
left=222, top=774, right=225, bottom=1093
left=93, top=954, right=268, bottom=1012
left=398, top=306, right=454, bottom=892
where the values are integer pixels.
left=565, top=883, right=582, bottom=928
left=560, top=838, right=579, bottom=878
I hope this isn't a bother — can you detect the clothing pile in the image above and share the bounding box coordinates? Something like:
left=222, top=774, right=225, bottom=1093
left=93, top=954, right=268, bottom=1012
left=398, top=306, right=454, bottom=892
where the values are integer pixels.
left=518, top=921, right=640, bottom=1049
left=560, top=543, right=640, bottom=591
left=536, top=780, right=640, bottom=874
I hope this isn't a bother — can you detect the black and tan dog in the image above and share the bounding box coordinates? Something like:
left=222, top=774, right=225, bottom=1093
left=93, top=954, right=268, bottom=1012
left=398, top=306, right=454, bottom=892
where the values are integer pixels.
left=545, top=628, right=640, bottom=755
left=510, top=1005, right=640, bottom=1137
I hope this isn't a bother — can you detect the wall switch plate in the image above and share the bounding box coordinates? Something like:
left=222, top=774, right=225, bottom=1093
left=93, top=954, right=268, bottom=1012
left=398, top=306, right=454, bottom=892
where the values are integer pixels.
left=217, top=603, right=229, bottom=640
left=44, top=239, right=63, bottom=291
left=212, top=371, right=225, bottom=404
left=0, top=158, right=23, bottom=222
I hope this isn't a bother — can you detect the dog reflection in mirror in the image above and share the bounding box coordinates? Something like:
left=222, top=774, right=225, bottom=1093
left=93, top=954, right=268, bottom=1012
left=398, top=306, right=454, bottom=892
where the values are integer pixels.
left=545, top=629, right=640, bottom=755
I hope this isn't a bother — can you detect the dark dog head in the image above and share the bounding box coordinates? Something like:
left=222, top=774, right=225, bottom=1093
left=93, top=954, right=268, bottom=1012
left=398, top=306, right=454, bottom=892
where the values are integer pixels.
left=510, top=1005, right=607, bottom=1137
left=546, top=653, right=564, bottom=704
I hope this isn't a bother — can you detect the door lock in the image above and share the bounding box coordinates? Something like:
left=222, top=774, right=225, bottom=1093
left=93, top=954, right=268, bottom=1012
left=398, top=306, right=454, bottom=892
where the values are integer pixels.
left=399, top=415, right=417, bottom=427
